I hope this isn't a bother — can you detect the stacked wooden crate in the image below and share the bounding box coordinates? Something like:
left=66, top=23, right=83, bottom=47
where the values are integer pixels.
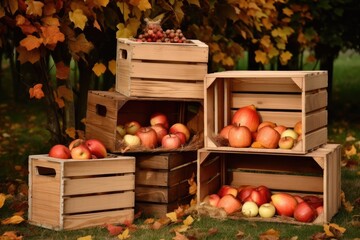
left=85, top=38, right=209, bottom=217
left=197, top=70, right=342, bottom=225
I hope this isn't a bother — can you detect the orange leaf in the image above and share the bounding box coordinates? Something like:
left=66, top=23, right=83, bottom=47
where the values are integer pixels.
left=41, top=16, right=60, bottom=27
left=20, top=35, right=43, bottom=51
left=66, top=127, right=76, bottom=139
left=56, top=61, right=70, bottom=80
left=259, top=228, right=280, bottom=240
left=105, top=223, right=123, bottom=236
left=255, top=50, right=268, bottom=64
left=57, top=85, right=73, bottom=101
left=188, top=173, right=197, bottom=195
left=2, top=231, right=23, bottom=240
left=282, top=7, right=293, bottom=17
left=55, top=96, right=65, bottom=108
left=43, top=2, right=56, bottom=15
left=29, top=83, right=45, bottom=99
left=94, top=0, right=109, bottom=7
left=40, top=25, right=65, bottom=50
left=108, top=60, right=116, bottom=75
left=69, top=9, right=88, bottom=30
left=172, top=231, right=189, bottom=240
left=1, top=215, right=25, bottom=225
left=0, top=193, right=5, bottom=208
left=92, top=63, right=106, bottom=77
left=26, top=0, right=44, bottom=17
left=69, top=33, right=94, bottom=59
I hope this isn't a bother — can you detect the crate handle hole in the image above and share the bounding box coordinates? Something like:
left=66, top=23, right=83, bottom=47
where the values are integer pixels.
left=36, top=166, right=56, bottom=177
left=96, top=104, right=107, bottom=116
left=119, top=49, right=127, bottom=60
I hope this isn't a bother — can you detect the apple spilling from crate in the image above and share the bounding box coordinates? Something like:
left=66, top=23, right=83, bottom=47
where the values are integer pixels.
left=202, top=184, right=323, bottom=223
left=116, top=112, right=191, bottom=150
left=218, top=105, right=302, bottom=149
left=48, top=138, right=107, bottom=160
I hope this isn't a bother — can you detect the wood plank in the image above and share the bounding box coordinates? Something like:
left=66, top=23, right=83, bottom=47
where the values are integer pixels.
left=135, top=152, right=197, bottom=170
left=232, top=93, right=301, bottom=110
left=231, top=77, right=301, bottom=92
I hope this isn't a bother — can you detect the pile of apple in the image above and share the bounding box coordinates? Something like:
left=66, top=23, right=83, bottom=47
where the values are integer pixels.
left=202, top=185, right=323, bottom=223
left=116, top=112, right=192, bottom=150
left=48, top=138, right=107, bottom=160
left=218, top=105, right=302, bottom=149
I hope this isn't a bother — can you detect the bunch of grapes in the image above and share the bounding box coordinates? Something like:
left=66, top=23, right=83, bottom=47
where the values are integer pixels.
left=135, top=20, right=188, bottom=43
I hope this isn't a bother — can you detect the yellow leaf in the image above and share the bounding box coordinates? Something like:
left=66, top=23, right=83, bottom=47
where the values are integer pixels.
left=69, top=9, right=88, bottom=30
left=1, top=215, right=25, bottom=225
left=92, top=63, right=106, bottom=77
left=117, top=2, right=130, bottom=21
left=26, top=0, right=44, bottom=17
left=127, top=18, right=141, bottom=36
left=19, top=35, right=43, bottom=51
left=190, top=197, right=197, bottom=206
left=183, top=215, right=194, bottom=226
left=172, top=231, right=188, bottom=240
left=346, top=135, right=356, bottom=142
left=66, top=127, right=76, bottom=139
left=57, top=85, right=73, bottom=101
left=260, top=35, right=271, bottom=48
left=340, top=191, right=354, bottom=212
left=118, top=228, right=130, bottom=240
left=345, top=144, right=357, bottom=158
left=262, top=18, right=273, bottom=30
left=166, top=211, right=178, bottom=222
left=324, top=223, right=346, bottom=237
left=116, top=23, right=134, bottom=38
left=137, top=0, right=152, bottom=11
left=41, top=16, right=60, bottom=27
left=174, top=1, right=184, bottom=22
left=212, top=52, right=225, bottom=63
left=108, top=60, right=116, bottom=75
left=77, top=235, right=92, bottom=240
left=173, top=224, right=190, bottom=233
left=0, top=193, right=5, bottom=208
left=283, top=7, right=293, bottom=17
left=143, top=218, right=155, bottom=224
left=268, top=46, right=279, bottom=58
left=0, top=6, right=6, bottom=18
left=255, top=50, right=267, bottom=64
left=222, top=56, right=235, bottom=67
left=280, top=51, right=292, bottom=65
left=94, top=0, right=109, bottom=7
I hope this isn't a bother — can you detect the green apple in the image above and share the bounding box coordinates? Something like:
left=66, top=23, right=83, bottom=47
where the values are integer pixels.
left=258, top=203, right=276, bottom=218
left=241, top=201, right=259, bottom=217
left=281, top=129, right=298, bottom=140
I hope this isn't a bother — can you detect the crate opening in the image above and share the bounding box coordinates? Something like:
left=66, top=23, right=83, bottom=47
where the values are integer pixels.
left=96, top=104, right=107, bottom=117
left=119, top=49, right=127, bottom=60
left=36, top=166, right=56, bottom=177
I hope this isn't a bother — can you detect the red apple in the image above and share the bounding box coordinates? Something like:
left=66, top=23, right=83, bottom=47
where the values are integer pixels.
left=231, top=105, right=260, bottom=132
left=85, top=139, right=107, bottom=158
left=302, top=195, right=323, bottom=209
left=150, top=112, right=169, bottom=129
left=237, top=185, right=255, bottom=203
left=271, top=193, right=298, bottom=217
left=294, top=121, right=302, bottom=135
left=278, top=136, right=295, bottom=149
left=150, top=124, right=168, bottom=144
left=245, top=190, right=267, bottom=206
left=161, top=134, right=182, bottom=149
left=228, top=125, right=252, bottom=148
left=256, top=126, right=280, bottom=149
left=274, top=125, right=287, bottom=135
left=169, top=123, right=191, bottom=142
left=217, top=194, right=242, bottom=214
left=217, top=185, right=238, bottom=198
left=174, top=131, right=186, bottom=145
left=125, top=121, right=141, bottom=135
left=257, top=121, right=277, bottom=131
left=293, top=195, right=304, bottom=204
left=316, top=206, right=324, bottom=215
left=293, top=201, right=317, bottom=222
left=202, top=194, right=220, bottom=207
left=219, top=124, right=234, bottom=139
left=70, top=143, right=92, bottom=160
left=255, top=185, right=272, bottom=203
left=136, top=127, right=158, bottom=149
left=48, top=144, right=71, bottom=159
left=69, top=138, right=85, bottom=150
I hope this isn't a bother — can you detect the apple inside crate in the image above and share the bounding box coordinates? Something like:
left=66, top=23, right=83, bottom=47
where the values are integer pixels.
left=85, top=91, right=203, bottom=153
left=116, top=38, right=208, bottom=100
left=204, top=70, right=328, bottom=154
left=197, top=144, right=341, bottom=225
left=130, top=151, right=197, bottom=217
left=28, top=154, right=135, bottom=230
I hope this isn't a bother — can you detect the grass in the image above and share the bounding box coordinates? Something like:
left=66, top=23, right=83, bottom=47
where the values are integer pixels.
left=0, top=52, right=360, bottom=239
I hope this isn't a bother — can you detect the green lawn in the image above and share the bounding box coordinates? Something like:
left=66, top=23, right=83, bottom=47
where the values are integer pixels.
left=0, top=52, right=360, bottom=239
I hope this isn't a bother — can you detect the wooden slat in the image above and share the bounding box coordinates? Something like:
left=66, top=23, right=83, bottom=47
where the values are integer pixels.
left=305, top=110, right=328, bottom=133
left=135, top=152, right=197, bottom=170
left=231, top=78, right=301, bottom=92
left=232, top=93, right=302, bottom=110
left=305, top=89, right=327, bottom=112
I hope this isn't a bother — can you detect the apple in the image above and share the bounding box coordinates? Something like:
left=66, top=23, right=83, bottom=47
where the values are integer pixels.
left=228, top=125, right=252, bottom=148
left=231, top=105, right=260, bottom=132
left=271, top=193, right=298, bottom=217
left=244, top=189, right=268, bottom=206
left=281, top=129, right=298, bottom=141
left=242, top=201, right=259, bottom=217
left=302, top=195, right=323, bottom=209
left=256, top=126, right=281, bottom=149
left=202, top=194, right=221, bottom=207
left=255, top=185, right=272, bottom=203
left=218, top=185, right=238, bottom=198
left=294, top=121, right=302, bottom=135
left=150, top=112, right=169, bottom=129
left=278, top=136, right=295, bottom=149
left=136, top=127, right=158, bottom=149
left=219, top=124, right=234, bottom=139
left=116, top=124, right=126, bottom=137
left=293, top=195, right=304, bottom=204
left=85, top=139, right=107, bottom=158
left=237, top=185, right=255, bottom=203
left=174, top=131, right=186, bottom=145
left=150, top=124, right=168, bottom=144
left=293, top=201, right=317, bottom=222
left=257, top=121, right=277, bottom=131
left=70, top=143, right=92, bottom=160
left=316, top=206, right=324, bottom=216
left=69, top=138, right=85, bottom=150
left=274, top=125, right=287, bottom=135
left=217, top=194, right=242, bottom=214
left=258, top=203, right=276, bottom=218
left=125, top=121, right=141, bottom=135
left=123, top=134, right=141, bottom=147
left=169, top=123, right=191, bottom=142
left=161, top=134, right=182, bottom=149
left=48, top=144, right=71, bottom=159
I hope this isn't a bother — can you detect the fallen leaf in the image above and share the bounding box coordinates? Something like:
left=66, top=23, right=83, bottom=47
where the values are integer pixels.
left=118, top=228, right=130, bottom=239
left=340, top=191, right=354, bottom=212
left=345, top=144, right=357, bottom=158
left=77, top=235, right=92, bottom=240
left=106, top=223, right=123, bottom=236
left=172, top=231, right=188, bottom=240
left=1, top=215, right=25, bottom=225
left=152, top=216, right=171, bottom=230
left=2, top=231, right=23, bottom=240
left=236, top=230, right=245, bottom=239
left=183, top=215, right=194, bottom=226
left=188, top=173, right=197, bottom=195
left=166, top=211, right=178, bottom=222
left=259, top=228, right=280, bottom=240
left=323, top=223, right=346, bottom=238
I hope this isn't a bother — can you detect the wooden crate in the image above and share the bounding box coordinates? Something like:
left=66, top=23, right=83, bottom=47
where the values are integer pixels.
left=197, top=144, right=341, bottom=225
left=204, top=70, right=328, bottom=154
left=28, top=154, right=135, bottom=230
left=131, top=151, right=197, bottom=217
left=85, top=90, right=204, bottom=153
left=116, top=38, right=208, bottom=99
